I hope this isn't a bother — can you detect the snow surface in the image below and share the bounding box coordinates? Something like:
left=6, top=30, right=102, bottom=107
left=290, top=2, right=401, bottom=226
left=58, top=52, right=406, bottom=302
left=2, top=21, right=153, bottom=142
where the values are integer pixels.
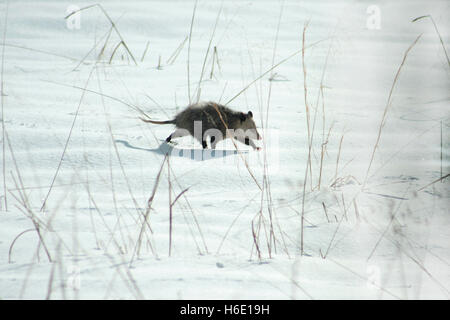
left=0, top=0, right=449, bottom=300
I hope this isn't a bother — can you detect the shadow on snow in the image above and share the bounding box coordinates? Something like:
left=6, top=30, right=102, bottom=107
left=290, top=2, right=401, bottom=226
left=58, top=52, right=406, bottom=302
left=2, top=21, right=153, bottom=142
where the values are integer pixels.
left=115, top=139, right=247, bottom=161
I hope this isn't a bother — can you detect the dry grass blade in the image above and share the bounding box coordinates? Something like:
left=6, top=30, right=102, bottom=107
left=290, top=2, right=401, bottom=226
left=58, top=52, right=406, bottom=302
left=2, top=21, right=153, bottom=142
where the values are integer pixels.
left=8, top=228, right=34, bottom=263
left=322, top=202, right=330, bottom=223
left=167, top=167, right=191, bottom=257
left=412, top=15, right=449, bottom=67
left=74, top=21, right=119, bottom=71
left=0, top=42, right=82, bottom=63
left=40, top=67, right=96, bottom=212
left=322, top=199, right=349, bottom=259
left=109, top=41, right=125, bottom=64
left=1, top=2, right=8, bottom=211
left=167, top=164, right=208, bottom=255
left=166, top=36, right=188, bottom=65
left=327, top=257, right=402, bottom=299
left=98, top=26, right=114, bottom=60
left=257, top=0, right=290, bottom=258
left=368, top=124, right=437, bottom=182
left=251, top=219, right=262, bottom=260
left=94, top=67, right=156, bottom=256
left=104, top=252, right=145, bottom=299
left=42, top=79, right=147, bottom=117
left=411, top=15, right=428, bottom=22
left=315, top=26, right=335, bottom=190
left=65, top=4, right=137, bottom=65
left=353, top=199, right=360, bottom=221
left=366, top=187, right=410, bottom=262
left=365, top=213, right=450, bottom=297
left=140, top=41, right=150, bottom=62
left=210, top=46, right=220, bottom=79
left=440, top=121, right=443, bottom=180
left=130, top=155, right=167, bottom=267
left=225, top=37, right=330, bottom=106
left=45, top=252, right=57, bottom=299
left=302, top=21, right=311, bottom=146
left=187, top=0, right=198, bottom=104
left=363, top=34, right=422, bottom=189
left=299, top=21, right=314, bottom=255
left=108, top=39, right=136, bottom=65
left=318, top=120, right=333, bottom=190
left=194, top=2, right=223, bottom=103
left=417, top=173, right=449, bottom=191
left=334, top=132, right=345, bottom=182
left=171, top=187, right=190, bottom=207
left=168, top=157, right=173, bottom=257
left=6, top=130, right=53, bottom=262
left=216, top=194, right=257, bottom=255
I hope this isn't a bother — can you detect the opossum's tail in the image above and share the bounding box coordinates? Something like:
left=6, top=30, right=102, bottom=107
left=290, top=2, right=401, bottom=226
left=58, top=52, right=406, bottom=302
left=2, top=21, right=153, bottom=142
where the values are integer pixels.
left=139, top=117, right=176, bottom=125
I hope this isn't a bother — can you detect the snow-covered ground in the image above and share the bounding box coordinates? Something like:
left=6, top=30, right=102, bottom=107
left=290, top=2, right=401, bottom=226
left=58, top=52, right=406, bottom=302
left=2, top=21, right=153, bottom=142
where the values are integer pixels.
left=0, top=0, right=448, bottom=299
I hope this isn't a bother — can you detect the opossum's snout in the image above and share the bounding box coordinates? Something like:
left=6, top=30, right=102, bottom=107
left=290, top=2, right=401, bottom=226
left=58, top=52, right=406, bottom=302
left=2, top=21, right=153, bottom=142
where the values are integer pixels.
left=248, top=111, right=262, bottom=140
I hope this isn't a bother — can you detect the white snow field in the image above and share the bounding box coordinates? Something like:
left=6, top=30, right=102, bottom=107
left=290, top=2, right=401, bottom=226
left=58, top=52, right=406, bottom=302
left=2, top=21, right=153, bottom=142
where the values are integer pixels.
left=0, top=0, right=448, bottom=300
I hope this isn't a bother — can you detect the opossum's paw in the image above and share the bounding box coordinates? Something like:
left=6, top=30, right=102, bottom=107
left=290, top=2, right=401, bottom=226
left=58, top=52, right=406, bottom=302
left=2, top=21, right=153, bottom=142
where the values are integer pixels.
left=162, top=139, right=178, bottom=145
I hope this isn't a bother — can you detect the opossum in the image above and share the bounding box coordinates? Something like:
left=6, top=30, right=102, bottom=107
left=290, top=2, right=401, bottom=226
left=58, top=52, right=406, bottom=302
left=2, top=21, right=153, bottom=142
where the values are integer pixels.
left=140, top=101, right=262, bottom=150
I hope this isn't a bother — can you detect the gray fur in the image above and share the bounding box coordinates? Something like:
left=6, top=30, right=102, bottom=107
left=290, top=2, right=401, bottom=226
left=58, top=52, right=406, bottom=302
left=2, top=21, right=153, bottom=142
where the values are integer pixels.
left=140, top=101, right=261, bottom=149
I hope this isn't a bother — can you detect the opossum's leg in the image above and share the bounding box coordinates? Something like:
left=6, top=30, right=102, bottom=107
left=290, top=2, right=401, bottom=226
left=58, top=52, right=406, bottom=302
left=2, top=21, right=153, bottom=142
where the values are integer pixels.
left=166, top=128, right=189, bottom=143
left=210, top=136, right=217, bottom=149
left=210, top=135, right=224, bottom=149
left=234, top=135, right=259, bottom=150
left=192, top=134, right=208, bottom=149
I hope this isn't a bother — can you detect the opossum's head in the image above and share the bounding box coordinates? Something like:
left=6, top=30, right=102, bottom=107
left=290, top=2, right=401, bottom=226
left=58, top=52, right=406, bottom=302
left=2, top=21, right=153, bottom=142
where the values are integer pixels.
left=239, top=111, right=262, bottom=140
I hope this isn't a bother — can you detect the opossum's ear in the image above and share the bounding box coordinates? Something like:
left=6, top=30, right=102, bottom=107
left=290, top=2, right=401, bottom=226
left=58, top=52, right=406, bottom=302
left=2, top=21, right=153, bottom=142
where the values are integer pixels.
left=248, top=111, right=253, bottom=118
left=240, top=112, right=246, bottom=122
